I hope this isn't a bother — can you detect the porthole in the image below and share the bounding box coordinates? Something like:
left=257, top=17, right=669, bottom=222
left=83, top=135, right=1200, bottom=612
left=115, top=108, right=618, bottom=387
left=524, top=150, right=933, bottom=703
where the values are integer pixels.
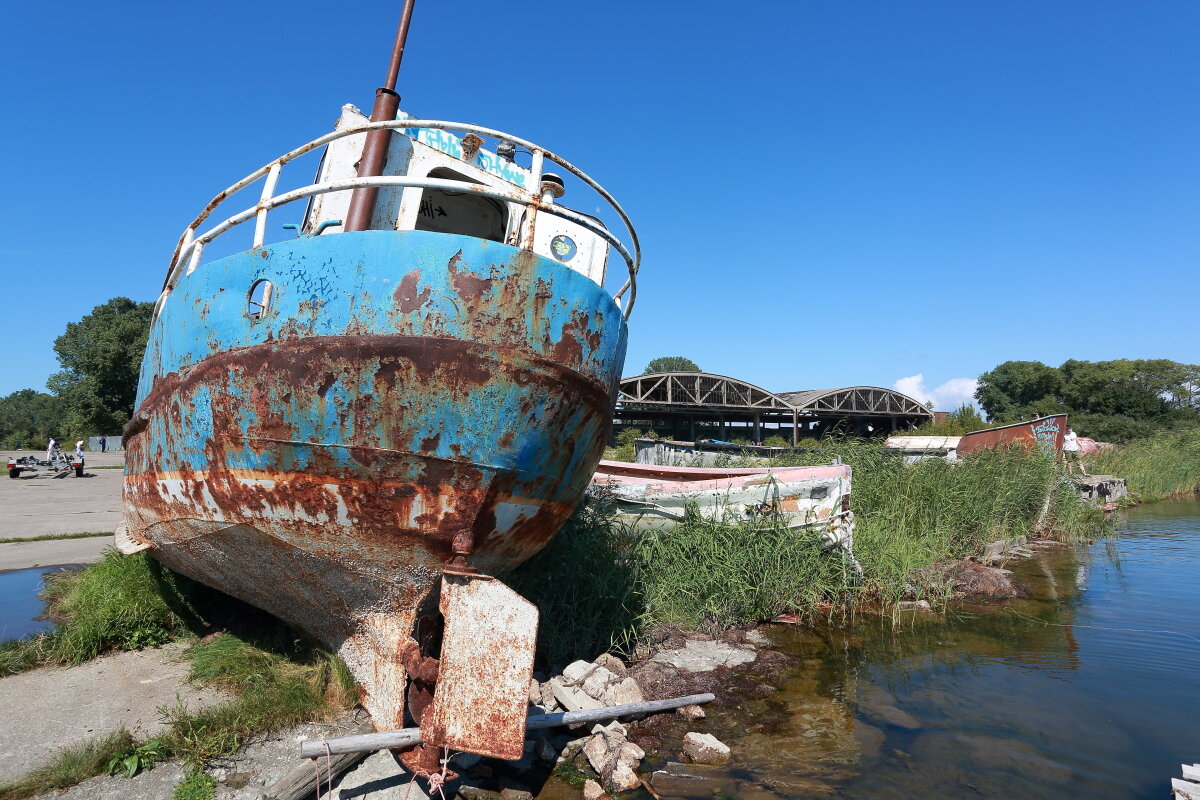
left=248, top=279, right=274, bottom=319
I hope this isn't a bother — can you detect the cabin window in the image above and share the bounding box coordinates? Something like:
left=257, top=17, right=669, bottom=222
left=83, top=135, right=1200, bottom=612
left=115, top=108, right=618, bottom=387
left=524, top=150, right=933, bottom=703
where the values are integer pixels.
left=414, top=168, right=507, bottom=243
left=248, top=279, right=274, bottom=319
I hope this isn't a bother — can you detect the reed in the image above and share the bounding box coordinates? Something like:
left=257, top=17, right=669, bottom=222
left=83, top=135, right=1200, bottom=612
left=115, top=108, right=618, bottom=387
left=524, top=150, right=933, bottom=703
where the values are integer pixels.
left=1088, top=428, right=1200, bottom=501
left=775, top=441, right=1103, bottom=602
left=503, top=494, right=643, bottom=670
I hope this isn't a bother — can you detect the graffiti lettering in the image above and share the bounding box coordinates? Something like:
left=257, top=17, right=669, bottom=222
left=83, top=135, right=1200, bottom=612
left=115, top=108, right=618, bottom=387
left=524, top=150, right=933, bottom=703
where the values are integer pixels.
left=1031, top=419, right=1061, bottom=450
left=398, top=115, right=530, bottom=189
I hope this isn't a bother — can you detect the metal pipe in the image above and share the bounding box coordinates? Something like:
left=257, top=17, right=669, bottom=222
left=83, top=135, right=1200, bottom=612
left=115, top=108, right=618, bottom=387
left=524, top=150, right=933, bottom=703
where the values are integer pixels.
left=298, top=693, right=715, bottom=759
left=345, top=0, right=417, bottom=232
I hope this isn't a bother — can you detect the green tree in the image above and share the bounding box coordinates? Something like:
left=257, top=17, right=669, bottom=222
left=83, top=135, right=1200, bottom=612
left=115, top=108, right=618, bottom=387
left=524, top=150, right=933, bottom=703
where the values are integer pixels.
left=48, top=298, right=154, bottom=437
left=974, top=360, right=1061, bottom=420
left=644, top=356, right=700, bottom=374
left=0, top=389, right=61, bottom=449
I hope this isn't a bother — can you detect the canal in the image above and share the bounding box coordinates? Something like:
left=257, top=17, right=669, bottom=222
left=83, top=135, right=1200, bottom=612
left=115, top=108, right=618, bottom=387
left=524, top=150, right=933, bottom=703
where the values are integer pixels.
left=685, top=499, right=1200, bottom=798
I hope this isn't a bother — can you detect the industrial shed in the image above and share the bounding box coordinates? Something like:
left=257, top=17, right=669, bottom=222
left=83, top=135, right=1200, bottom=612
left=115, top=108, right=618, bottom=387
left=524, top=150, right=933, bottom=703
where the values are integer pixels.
left=614, top=372, right=933, bottom=445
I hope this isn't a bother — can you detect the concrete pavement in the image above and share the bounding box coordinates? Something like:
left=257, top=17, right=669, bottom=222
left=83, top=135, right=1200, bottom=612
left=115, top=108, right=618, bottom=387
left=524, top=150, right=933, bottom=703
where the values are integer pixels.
left=1, top=450, right=125, bottom=570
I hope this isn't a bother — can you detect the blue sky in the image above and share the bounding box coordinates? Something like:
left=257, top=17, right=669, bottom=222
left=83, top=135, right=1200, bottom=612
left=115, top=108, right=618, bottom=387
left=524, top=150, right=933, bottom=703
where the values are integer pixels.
left=2, top=1, right=1197, bottom=410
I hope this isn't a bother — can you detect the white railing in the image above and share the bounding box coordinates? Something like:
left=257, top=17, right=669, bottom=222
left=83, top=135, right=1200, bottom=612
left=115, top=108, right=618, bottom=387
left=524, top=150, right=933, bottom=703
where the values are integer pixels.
left=157, top=119, right=641, bottom=321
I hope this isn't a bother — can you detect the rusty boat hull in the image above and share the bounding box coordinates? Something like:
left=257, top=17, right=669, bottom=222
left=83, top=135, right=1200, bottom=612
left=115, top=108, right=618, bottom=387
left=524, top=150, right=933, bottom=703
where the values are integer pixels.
left=956, top=413, right=1067, bottom=457
left=121, top=229, right=627, bottom=729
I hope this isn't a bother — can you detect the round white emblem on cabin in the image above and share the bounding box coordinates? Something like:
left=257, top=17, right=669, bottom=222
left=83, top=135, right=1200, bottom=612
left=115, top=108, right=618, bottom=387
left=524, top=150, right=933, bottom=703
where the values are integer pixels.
left=550, top=235, right=577, bottom=262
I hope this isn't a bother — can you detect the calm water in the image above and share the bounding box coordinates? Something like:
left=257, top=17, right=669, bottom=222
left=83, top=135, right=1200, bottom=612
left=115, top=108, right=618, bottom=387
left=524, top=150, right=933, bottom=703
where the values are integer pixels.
left=686, top=500, right=1200, bottom=799
left=0, top=566, right=63, bottom=641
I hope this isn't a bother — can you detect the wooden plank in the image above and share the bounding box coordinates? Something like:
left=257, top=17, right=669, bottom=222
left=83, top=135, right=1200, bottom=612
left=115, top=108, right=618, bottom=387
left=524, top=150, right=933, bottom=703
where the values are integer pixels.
left=1184, top=764, right=1200, bottom=781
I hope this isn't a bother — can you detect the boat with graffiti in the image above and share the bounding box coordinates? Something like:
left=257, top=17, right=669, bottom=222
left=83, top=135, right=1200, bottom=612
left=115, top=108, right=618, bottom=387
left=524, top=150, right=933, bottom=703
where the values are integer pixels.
left=956, top=413, right=1067, bottom=457
left=115, top=1, right=640, bottom=768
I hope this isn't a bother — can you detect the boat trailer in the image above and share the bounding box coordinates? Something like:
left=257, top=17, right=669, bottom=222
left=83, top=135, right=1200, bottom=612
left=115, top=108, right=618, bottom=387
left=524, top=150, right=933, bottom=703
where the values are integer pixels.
left=8, top=452, right=86, bottom=479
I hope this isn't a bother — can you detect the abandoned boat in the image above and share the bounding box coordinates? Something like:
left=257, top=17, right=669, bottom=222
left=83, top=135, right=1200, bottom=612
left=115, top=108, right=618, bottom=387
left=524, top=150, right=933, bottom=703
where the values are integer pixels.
left=590, top=460, right=855, bottom=551
left=116, top=3, right=639, bottom=766
left=956, top=413, right=1067, bottom=456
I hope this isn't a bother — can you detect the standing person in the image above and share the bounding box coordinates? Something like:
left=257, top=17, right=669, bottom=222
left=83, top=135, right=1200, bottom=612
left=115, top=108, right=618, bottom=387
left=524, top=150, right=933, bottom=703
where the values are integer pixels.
left=1062, top=426, right=1083, bottom=475
left=99, top=436, right=107, bottom=453
left=46, top=437, right=57, bottom=460
left=75, top=440, right=85, bottom=459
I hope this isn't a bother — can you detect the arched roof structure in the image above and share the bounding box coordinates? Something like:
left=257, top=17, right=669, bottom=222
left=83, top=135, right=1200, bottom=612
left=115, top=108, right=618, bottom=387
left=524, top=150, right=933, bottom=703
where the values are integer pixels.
left=615, top=373, right=932, bottom=444
left=777, top=386, right=933, bottom=418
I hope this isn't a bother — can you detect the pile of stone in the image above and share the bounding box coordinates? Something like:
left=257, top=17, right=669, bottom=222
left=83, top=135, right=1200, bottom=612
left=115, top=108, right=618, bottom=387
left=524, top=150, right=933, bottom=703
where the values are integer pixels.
left=530, top=654, right=648, bottom=794
left=525, top=649, right=735, bottom=798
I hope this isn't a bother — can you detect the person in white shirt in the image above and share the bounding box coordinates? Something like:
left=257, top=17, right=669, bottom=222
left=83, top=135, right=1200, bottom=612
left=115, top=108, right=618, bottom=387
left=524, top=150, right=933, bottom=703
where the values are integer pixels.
left=47, top=437, right=57, bottom=460
left=1062, top=427, right=1084, bottom=475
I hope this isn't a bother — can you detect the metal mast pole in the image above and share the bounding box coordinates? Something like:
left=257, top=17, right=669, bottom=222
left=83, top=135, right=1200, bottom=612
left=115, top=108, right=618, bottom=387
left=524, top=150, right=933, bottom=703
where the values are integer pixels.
left=344, top=0, right=417, bottom=232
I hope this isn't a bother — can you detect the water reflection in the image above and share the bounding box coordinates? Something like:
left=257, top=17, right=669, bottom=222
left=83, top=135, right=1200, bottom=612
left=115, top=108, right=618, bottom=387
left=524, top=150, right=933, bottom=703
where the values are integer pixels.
left=668, top=501, right=1200, bottom=799
left=0, top=566, right=62, bottom=641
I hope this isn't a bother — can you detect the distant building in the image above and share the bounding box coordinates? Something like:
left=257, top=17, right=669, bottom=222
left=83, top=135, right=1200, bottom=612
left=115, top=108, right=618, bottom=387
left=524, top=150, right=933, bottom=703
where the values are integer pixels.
left=614, top=372, right=933, bottom=444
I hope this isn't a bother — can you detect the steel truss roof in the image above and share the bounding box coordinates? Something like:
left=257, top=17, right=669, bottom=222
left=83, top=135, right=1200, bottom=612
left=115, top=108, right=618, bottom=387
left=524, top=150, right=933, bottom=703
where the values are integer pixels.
left=617, top=374, right=932, bottom=419
left=778, top=386, right=933, bottom=418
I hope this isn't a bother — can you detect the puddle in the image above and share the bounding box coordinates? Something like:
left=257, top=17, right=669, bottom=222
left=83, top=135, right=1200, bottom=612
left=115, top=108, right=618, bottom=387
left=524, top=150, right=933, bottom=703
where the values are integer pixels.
left=0, top=565, right=77, bottom=641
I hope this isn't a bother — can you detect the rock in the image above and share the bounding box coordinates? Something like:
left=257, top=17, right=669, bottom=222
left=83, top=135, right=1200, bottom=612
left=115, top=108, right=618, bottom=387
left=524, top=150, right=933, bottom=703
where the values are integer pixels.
left=743, top=628, right=770, bottom=646
left=583, top=731, right=621, bottom=774
left=651, top=762, right=730, bottom=796
left=603, top=676, right=645, bottom=707
left=981, top=539, right=1008, bottom=563
left=944, top=560, right=1026, bottom=599
left=590, top=720, right=627, bottom=737
left=458, top=785, right=503, bottom=800
left=539, top=681, right=559, bottom=711
left=897, top=600, right=931, bottom=612
left=676, top=704, right=706, bottom=720
left=606, top=762, right=641, bottom=793
left=582, top=778, right=609, bottom=800
left=528, top=678, right=542, bottom=704
left=650, top=639, right=756, bottom=673
left=859, top=688, right=922, bottom=730
left=616, top=741, right=645, bottom=767
left=499, top=789, right=533, bottom=800
left=593, top=653, right=628, bottom=678
left=562, top=660, right=596, bottom=684
left=550, top=677, right=604, bottom=713
left=537, top=737, right=558, bottom=762
left=582, top=666, right=618, bottom=700
left=334, top=751, right=435, bottom=799
left=682, top=732, right=731, bottom=764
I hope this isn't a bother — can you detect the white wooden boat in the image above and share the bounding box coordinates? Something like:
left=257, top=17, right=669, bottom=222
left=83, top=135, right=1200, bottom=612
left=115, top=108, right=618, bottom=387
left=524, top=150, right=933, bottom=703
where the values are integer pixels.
left=589, top=460, right=854, bottom=551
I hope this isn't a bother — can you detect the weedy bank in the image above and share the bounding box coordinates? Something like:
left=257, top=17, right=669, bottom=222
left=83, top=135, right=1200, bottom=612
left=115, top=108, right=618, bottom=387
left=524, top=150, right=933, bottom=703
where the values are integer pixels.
left=1089, top=427, right=1200, bottom=502
left=507, top=442, right=1106, bottom=669
left=0, top=553, right=355, bottom=800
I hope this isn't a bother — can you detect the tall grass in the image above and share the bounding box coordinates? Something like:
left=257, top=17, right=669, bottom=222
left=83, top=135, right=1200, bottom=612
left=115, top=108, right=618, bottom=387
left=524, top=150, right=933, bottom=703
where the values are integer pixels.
left=635, top=511, right=855, bottom=631
left=775, top=441, right=1103, bottom=602
left=1089, top=428, right=1200, bottom=501
left=503, top=495, right=642, bottom=670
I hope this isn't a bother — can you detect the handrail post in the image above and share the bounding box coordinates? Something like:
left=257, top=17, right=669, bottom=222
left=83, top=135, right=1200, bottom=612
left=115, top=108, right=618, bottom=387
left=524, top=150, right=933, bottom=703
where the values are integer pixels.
left=521, top=150, right=545, bottom=252
left=254, top=163, right=283, bottom=248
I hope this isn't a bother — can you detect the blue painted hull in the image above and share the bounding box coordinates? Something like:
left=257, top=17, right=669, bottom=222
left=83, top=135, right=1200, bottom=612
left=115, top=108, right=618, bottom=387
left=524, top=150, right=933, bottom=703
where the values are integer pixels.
left=121, top=230, right=627, bottom=727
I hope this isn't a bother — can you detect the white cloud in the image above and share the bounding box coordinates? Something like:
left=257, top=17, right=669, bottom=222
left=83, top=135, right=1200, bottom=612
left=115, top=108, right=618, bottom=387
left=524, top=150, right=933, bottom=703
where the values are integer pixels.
left=893, top=374, right=979, bottom=412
